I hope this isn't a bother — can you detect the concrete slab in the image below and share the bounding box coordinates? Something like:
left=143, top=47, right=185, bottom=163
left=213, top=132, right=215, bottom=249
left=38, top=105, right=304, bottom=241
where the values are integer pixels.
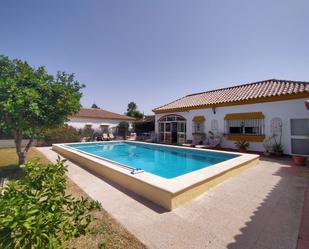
left=37, top=147, right=308, bottom=249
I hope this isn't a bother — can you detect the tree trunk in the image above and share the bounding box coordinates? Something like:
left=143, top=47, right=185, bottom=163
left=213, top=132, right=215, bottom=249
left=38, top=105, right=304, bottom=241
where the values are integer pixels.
left=18, top=151, right=26, bottom=165
left=14, top=129, right=35, bottom=165
left=14, top=130, right=24, bottom=165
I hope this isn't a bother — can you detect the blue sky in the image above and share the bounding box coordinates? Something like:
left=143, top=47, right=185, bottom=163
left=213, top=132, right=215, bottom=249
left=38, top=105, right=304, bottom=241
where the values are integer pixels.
left=1, top=0, right=308, bottom=114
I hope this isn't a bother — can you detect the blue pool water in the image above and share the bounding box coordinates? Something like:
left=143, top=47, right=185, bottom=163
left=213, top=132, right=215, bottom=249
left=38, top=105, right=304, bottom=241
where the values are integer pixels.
left=67, top=142, right=239, bottom=179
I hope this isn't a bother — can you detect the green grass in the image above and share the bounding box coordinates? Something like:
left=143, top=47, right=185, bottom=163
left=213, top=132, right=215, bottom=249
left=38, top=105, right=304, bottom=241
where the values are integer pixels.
left=0, top=147, right=51, bottom=180
left=0, top=147, right=50, bottom=168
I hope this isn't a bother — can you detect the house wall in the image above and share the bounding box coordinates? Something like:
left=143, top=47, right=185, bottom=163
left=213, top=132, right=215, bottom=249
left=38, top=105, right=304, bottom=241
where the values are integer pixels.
left=0, top=139, right=36, bottom=148
left=155, top=98, right=309, bottom=154
left=67, top=117, right=133, bottom=131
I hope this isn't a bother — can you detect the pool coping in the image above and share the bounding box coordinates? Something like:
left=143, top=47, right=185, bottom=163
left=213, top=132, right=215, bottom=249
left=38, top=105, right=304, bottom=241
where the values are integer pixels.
left=53, top=141, right=259, bottom=210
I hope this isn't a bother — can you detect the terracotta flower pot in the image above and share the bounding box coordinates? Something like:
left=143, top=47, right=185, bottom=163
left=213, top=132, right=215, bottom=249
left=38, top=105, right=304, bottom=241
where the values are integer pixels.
left=292, top=155, right=307, bottom=166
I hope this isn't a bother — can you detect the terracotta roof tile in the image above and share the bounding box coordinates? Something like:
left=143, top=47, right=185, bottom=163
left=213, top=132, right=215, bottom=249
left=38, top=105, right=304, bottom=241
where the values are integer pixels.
left=153, top=79, right=309, bottom=113
left=70, top=108, right=135, bottom=121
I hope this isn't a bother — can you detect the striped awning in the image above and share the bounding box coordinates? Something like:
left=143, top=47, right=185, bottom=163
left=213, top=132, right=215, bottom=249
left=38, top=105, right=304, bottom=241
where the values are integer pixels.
left=224, top=112, right=264, bottom=120
left=192, top=115, right=206, bottom=122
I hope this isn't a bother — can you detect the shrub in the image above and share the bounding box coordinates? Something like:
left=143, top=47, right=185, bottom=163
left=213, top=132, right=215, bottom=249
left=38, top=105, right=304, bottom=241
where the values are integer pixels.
left=80, top=127, right=95, bottom=139
left=0, top=158, right=101, bottom=248
left=234, top=140, right=250, bottom=151
left=43, top=126, right=81, bottom=145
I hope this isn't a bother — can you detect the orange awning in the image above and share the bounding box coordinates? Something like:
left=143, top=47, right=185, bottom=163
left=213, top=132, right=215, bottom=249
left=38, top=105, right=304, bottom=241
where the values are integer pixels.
left=192, top=115, right=206, bottom=122
left=224, top=112, right=264, bottom=120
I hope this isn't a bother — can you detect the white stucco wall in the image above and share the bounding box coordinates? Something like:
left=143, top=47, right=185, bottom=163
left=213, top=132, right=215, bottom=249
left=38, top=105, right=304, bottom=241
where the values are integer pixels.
left=155, top=98, right=309, bottom=154
left=67, top=117, right=133, bottom=131
left=0, top=139, right=36, bottom=148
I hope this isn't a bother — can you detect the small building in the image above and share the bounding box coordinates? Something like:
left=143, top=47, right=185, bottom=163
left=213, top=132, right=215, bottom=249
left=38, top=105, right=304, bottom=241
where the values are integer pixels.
left=134, top=115, right=155, bottom=135
left=153, top=79, right=309, bottom=155
left=134, top=115, right=155, bottom=141
left=67, top=108, right=135, bottom=132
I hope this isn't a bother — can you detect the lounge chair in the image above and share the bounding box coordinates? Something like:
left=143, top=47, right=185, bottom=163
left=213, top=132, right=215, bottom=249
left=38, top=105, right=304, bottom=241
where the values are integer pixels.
left=102, top=133, right=109, bottom=141
left=108, top=133, right=115, bottom=140
left=196, top=138, right=221, bottom=149
left=127, top=133, right=137, bottom=141
left=182, top=140, right=198, bottom=147
left=96, top=135, right=103, bottom=141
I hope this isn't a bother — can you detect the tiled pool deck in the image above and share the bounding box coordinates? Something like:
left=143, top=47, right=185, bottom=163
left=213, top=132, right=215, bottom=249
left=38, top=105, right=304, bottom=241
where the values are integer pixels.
left=38, top=147, right=309, bottom=249
left=297, top=177, right=309, bottom=249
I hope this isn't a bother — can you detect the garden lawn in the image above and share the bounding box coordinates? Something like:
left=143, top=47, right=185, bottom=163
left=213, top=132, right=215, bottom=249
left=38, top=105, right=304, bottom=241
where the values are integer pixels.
left=0, top=147, right=146, bottom=249
left=0, top=147, right=51, bottom=168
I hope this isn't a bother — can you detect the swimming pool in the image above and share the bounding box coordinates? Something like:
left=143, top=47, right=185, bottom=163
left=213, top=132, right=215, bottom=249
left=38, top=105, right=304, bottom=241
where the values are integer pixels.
left=53, top=141, right=259, bottom=210
left=67, top=142, right=239, bottom=179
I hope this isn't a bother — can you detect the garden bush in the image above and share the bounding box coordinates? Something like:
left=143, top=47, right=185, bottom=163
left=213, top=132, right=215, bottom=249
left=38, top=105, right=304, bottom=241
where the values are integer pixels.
left=0, top=158, right=101, bottom=248
left=80, top=126, right=95, bottom=139
left=42, top=126, right=81, bottom=145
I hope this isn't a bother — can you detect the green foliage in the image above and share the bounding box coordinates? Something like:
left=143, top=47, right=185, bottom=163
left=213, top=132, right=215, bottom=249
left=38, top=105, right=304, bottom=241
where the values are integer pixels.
left=126, top=101, right=143, bottom=120
left=98, top=240, right=106, bottom=249
left=126, top=102, right=137, bottom=113
left=0, top=158, right=101, bottom=248
left=91, top=103, right=100, bottom=109
left=272, top=142, right=284, bottom=154
left=0, top=55, right=84, bottom=164
left=234, top=140, right=250, bottom=150
left=80, top=127, right=95, bottom=138
left=42, top=126, right=81, bottom=145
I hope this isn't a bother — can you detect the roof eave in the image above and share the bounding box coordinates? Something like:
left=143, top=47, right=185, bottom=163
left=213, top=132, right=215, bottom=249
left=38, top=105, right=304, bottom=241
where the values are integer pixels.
left=153, top=92, right=309, bottom=114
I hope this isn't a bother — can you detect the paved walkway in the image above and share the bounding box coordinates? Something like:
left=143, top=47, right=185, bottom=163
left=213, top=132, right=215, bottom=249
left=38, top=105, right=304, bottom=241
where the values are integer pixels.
left=38, top=147, right=308, bottom=249
left=297, top=177, right=309, bottom=249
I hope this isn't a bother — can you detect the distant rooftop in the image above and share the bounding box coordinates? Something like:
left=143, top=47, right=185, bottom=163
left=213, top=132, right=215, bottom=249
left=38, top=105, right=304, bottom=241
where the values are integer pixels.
left=153, top=79, right=309, bottom=113
left=70, top=108, right=136, bottom=121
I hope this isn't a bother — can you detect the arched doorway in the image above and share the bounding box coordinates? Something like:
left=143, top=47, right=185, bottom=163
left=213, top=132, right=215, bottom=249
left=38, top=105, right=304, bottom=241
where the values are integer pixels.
left=158, top=115, right=186, bottom=144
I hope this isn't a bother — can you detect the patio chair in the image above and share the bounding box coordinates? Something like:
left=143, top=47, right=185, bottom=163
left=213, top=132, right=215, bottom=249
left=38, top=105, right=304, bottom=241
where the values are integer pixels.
left=196, top=138, right=221, bottom=149
left=96, top=135, right=103, bottom=141
left=108, top=133, right=115, bottom=140
left=102, top=133, right=109, bottom=141
left=182, top=140, right=198, bottom=147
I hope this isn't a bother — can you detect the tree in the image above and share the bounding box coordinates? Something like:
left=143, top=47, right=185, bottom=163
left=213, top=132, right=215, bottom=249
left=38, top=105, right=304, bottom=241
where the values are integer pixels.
left=126, top=101, right=143, bottom=120
left=127, top=101, right=137, bottom=113
left=91, top=103, right=99, bottom=109
left=0, top=55, right=84, bottom=165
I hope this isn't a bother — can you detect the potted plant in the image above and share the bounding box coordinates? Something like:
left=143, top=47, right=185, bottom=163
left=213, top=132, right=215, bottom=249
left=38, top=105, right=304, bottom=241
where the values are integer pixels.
left=271, top=127, right=284, bottom=156
left=272, top=143, right=284, bottom=156
left=234, top=140, right=250, bottom=153
left=292, top=132, right=308, bottom=166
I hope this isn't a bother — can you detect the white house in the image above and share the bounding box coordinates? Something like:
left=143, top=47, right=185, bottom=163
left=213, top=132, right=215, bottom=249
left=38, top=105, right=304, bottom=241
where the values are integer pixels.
left=153, top=79, right=309, bottom=155
left=67, top=108, right=135, bottom=132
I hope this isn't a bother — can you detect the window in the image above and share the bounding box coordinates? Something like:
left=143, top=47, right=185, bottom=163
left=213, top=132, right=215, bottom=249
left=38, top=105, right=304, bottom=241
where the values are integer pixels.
left=192, top=115, right=205, bottom=133
left=193, top=122, right=204, bottom=133
left=291, top=119, right=309, bottom=136
left=224, top=113, right=265, bottom=136
left=226, top=119, right=264, bottom=135
left=84, top=123, right=92, bottom=128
